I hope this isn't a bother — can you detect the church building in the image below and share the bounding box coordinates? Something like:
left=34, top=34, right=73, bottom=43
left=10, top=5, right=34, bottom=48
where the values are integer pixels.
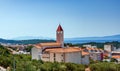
left=31, top=25, right=83, bottom=64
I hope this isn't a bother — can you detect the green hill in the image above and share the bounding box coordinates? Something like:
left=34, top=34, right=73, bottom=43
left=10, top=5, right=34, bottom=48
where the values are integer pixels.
left=0, top=38, right=55, bottom=44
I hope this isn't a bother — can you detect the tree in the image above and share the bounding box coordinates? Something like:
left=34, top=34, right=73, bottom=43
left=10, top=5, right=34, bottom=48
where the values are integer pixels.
left=25, top=46, right=33, bottom=52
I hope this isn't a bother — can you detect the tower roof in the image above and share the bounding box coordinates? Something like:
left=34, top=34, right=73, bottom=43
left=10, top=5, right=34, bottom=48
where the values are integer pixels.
left=57, top=24, right=63, bottom=31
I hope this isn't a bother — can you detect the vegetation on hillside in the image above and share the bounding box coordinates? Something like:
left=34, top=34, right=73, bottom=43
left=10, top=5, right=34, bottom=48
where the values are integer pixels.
left=1, top=44, right=120, bottom=71
left=90, top=62, right=120, bottom=71
left=25, top=45, right=33, bottom=52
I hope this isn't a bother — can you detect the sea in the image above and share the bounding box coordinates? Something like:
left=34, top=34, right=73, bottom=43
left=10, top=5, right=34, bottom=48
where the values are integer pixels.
left=64, top=40, right=120, bottom=44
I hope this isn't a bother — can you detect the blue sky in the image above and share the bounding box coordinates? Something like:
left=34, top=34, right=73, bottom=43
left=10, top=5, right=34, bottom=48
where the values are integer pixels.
left=0, top=0, right=120, bottom=39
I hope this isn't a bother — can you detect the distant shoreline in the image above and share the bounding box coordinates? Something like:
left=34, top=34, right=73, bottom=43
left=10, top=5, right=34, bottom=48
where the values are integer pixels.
left=65, top=40, right=120, bottom=44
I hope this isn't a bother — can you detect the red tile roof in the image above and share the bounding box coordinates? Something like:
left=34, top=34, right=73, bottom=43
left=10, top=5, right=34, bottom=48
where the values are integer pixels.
left=86, top=47, right=103, bottom=51
left=103, top=53, right=109, bottom=57
left=40, top=42, right=61, bottom=47
left=82, top=51, right=89, bottom=56
left=57, top=24, right=63, bottom=31
left=112, top=55, right=120, bottom=59
left=34, top=42, right=61, bottom=48
left=45, top=47, right=81, bottom=53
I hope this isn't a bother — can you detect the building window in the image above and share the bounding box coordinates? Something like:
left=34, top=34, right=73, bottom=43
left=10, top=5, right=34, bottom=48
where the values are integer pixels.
left=54, top=53, right=56, bottom=61
left=54, top=53, right=56, bottom=57
left=82, top=55, right=85, bottom=58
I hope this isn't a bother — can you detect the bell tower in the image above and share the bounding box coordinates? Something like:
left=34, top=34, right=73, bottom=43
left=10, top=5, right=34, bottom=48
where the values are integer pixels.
left=56, top=24, right=64, bottom=47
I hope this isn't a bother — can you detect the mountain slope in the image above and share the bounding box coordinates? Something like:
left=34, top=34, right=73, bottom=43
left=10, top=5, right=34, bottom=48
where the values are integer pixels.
left=12, top=36, right=52, bottom=40
left=0, top=39, right=55, bottom=44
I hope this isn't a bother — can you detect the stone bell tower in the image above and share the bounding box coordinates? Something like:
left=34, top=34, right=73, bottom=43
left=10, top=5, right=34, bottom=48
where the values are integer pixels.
left=56, top=24, right=64, bottom=47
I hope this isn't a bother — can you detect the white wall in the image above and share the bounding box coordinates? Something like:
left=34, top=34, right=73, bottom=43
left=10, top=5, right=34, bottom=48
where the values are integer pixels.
left=90, top=53, right=102, bottom=61
left=116, top=58, right=120, bottom=62
left=50, top=53, right=54, bottom=62
left=49, top=53, right=63, bottom=62
left=55, top=53, right=63, bottom=62
left=65, top=52, right=81, bottom=64
left=82, top=55, right=90, bottom=65
left=41, top=54, right=50, bottom=61
left=31, top=47, right=42, bottom=60
left=104, top=45, right=112, bottom=51
left=49, top=52, right=82, bottom=64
